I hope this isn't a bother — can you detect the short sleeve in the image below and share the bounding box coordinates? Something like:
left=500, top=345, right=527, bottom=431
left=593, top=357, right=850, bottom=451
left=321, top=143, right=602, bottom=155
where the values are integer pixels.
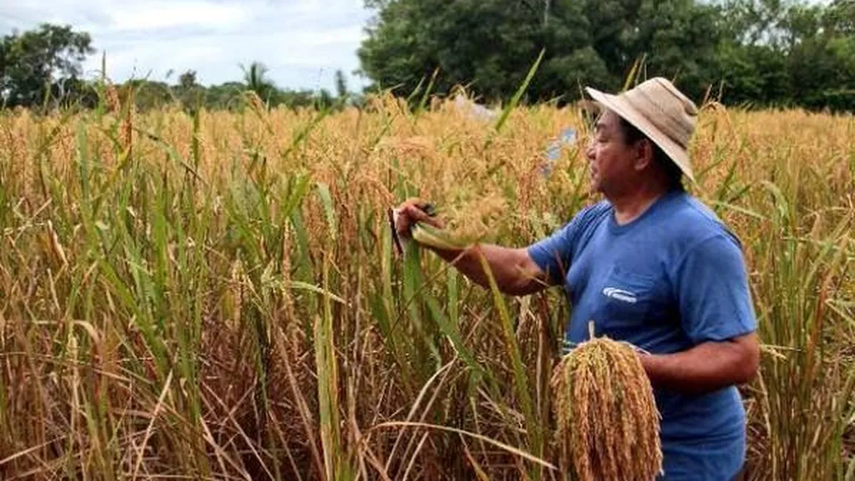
left=673, top=234, right=757, bottom=344
left=527, top=204, right=603, bottom=285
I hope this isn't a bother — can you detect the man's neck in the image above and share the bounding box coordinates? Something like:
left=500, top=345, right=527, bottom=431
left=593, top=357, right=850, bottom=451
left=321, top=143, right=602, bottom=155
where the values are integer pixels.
left=609, top=183, right=673, bottom=225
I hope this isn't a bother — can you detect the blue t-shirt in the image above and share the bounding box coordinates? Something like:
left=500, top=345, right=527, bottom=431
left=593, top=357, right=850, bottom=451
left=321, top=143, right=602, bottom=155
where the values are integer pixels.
left=527, top=190, right=756, bottom=481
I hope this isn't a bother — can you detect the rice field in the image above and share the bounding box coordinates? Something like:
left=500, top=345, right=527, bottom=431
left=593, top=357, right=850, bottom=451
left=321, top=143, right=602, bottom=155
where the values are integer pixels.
left=0, top=92, right=852, bottom=480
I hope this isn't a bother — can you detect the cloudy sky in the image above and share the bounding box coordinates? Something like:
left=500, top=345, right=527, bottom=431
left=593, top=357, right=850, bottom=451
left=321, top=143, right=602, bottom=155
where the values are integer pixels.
left=0, top=0, right=374, bottom=92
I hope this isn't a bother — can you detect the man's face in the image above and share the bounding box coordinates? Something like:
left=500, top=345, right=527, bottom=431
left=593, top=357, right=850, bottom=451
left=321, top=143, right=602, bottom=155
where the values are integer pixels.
left=585, top=110, right=638, bottom=196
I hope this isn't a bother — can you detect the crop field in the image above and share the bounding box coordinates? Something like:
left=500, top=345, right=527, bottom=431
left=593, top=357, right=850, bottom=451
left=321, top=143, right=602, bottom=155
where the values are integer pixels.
left=0, top=93, right=852, bottom=480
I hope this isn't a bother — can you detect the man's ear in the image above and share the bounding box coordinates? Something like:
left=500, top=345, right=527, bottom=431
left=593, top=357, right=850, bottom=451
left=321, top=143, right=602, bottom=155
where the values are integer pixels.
left=634, top=139, right=654, bottom=171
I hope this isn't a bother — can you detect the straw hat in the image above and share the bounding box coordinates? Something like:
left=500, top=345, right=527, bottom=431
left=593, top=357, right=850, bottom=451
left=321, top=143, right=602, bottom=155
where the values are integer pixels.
left=585, top=77, right=698, bottom=182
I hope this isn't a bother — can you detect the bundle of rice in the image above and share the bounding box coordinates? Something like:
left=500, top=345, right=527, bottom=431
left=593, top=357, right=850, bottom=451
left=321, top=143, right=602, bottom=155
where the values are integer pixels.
left=389, top=198, right=504, bottom=253
left=550, top=336, right=662, bottom=481
left=410, top=222, right=472, bottom=250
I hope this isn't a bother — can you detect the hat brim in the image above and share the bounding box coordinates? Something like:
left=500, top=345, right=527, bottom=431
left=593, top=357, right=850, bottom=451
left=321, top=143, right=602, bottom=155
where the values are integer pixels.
left=585, top=87, right=695, bottom=182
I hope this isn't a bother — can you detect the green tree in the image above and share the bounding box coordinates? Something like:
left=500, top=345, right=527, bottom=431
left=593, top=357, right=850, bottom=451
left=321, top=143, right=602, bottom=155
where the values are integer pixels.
left=826, top=0, right=855, bottom=35
left=628, top=0, right=724, bottom=96
left=0, top=23, right=94, bottom=108
left=359, top=0, right=855, bottom=110
left=205, top=81, right=245, bottom=110
left=179, top=70, right=197, bottom=90
left=358, top=0, right=726, bottom=103
left=241, top=61, right=277, bottom=104
left=335, top=69, right=349, bottom=102
left=173, top=69, right=205, bottom=112
left=277, top=89, right=317, bottom=109
left=125, top=79, right=173, bottom=111
left=715, top=0, right=855, bottom=110
left=785, top=3, right=855, bottom=110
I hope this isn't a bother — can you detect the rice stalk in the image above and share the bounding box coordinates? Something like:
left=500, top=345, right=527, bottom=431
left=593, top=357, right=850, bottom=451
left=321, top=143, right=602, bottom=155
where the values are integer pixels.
left=550, top=335, right=662, bottom=481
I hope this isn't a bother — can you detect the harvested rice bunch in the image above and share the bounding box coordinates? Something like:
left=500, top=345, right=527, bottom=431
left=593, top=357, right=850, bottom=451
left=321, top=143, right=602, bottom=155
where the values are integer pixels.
left=396, top=196, right=506, bottom=251
left=441, top=191, right=508, bottom=243
left=411, top=222, right=471, bottom=251
left=550, top=336, right=662, bottom=481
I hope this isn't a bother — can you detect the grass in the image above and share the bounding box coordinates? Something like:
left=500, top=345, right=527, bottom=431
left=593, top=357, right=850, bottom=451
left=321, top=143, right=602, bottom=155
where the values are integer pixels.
left=0, top=90, right=851, bottom=480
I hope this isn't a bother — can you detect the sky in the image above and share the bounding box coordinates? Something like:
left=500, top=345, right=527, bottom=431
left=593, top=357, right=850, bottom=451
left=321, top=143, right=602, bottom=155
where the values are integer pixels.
left=0, top=0, right=375, bottom=92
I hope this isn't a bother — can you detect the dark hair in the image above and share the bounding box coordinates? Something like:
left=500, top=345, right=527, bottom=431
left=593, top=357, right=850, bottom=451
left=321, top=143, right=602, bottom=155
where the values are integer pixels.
left=617, top=117, right=684, bottom=190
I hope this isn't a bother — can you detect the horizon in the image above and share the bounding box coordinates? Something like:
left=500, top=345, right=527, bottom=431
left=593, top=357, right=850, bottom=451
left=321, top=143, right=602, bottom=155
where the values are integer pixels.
left=0, top=0, right=373, bottom=92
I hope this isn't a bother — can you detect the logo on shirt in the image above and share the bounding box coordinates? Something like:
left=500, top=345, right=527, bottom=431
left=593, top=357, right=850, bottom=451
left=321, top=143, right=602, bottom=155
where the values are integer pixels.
left=602, top=287, right=638, bottom=304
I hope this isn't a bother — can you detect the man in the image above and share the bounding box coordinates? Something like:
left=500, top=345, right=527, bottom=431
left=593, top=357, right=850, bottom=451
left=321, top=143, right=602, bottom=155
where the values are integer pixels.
left=393, top=77, right=760, bottom=480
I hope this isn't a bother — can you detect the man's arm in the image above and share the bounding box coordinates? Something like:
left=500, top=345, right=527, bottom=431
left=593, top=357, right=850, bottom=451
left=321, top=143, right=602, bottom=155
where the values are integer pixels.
left=431, top=244, right=549, bottom=296
left=652, top=231, right=760, bottom=395
left=394, top=199, right=551, bottom=296
left=639, top=332, right=760, bottom=394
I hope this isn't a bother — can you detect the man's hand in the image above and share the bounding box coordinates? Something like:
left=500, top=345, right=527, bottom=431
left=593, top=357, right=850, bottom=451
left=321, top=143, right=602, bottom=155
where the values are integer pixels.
left=389, top=197, right=549, bottom=296
left=639, top=332, right=760, bottom=394
left=392, top=197, right=444, bottom=240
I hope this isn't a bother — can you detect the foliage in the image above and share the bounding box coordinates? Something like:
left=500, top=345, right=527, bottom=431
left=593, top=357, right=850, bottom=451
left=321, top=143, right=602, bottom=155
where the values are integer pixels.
left=5, top=3, right=855, bottom=112
left=358, top=0, right=725, bottom=102
left=0, top=25, right=352, bottom=112
left=241, top=62, right=278, bottom=104
left=0, top=23, right=94, bottom=108
left=359, top=0, right=855, bottom=110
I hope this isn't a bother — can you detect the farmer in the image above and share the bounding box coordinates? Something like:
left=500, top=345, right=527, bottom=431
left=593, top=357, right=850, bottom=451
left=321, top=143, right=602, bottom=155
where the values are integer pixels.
left=393, top=77, right=760, bottom=480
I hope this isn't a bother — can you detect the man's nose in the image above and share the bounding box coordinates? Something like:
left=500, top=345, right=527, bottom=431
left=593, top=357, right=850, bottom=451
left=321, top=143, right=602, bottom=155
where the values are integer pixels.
left=585, top=141, right=595, bottom=161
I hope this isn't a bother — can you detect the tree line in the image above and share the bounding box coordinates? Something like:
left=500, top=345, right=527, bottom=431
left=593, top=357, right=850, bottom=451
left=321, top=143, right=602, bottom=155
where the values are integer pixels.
left=2, top=0, right=855, bottom=112
left=359, top=0, right=855, bottom=111
left=0, top=24, right=351, bottom=112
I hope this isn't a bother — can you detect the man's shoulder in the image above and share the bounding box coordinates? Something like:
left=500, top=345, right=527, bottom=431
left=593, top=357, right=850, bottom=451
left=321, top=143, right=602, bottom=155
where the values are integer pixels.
left=564, top=200, right=612, bottom=236
left=664, top=193, right=742, bottom=248
left=574, top=199, right=612, bottom=224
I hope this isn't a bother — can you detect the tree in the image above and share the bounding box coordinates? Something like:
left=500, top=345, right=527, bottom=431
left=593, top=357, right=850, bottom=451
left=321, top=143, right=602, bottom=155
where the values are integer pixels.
left=173, top=69, right=205, bottom=112
left=277, top=89, right=317, bottom=109
left=335, top=69, right=349, bottom=102
left=205, top=81, right=245, bottom=110
left=241, top=62, right=277, bottom=104
left=713, top=0, right=855, bottom=110
left=629, top=0, right=724, bottom=96
left=784, top=3, right=855, bottom=110
left=358, top=0, right=855, bottom=110
left=125, top=79, right=173, bottom=111
left=826, top=0, right=855, bottom=35
left=179, top=70, right=198, bottom=90
left=0, top=23, right=94, bottom=108
left=358, top=0, right=726, bottom=104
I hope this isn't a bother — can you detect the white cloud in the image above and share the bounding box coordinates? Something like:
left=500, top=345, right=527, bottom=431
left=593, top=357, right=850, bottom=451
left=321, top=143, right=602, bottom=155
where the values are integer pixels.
left=1, top=0, right=374, bottom=91
left=107, top=2, right=251, bottom=31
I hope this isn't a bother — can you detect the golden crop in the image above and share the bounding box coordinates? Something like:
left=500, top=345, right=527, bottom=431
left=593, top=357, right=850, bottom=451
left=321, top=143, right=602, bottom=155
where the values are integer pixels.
left=0, top=94, right=851, bottom=479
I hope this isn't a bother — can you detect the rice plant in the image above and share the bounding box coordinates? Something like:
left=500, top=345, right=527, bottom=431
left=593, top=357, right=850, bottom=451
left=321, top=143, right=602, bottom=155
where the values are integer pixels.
left=0, top=89, right=851, bottom=480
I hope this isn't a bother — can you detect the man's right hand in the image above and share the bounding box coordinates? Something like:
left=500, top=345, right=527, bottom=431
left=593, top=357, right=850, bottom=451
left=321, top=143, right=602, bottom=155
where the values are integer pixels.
left=393, top=197, right=445, bottom=239
left=391, top=198, right=549, bottom=297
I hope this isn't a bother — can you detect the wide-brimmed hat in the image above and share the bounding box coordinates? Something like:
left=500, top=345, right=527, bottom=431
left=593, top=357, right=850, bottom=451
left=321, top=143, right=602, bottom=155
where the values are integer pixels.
left=585, top=77, right=698, bottom=182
